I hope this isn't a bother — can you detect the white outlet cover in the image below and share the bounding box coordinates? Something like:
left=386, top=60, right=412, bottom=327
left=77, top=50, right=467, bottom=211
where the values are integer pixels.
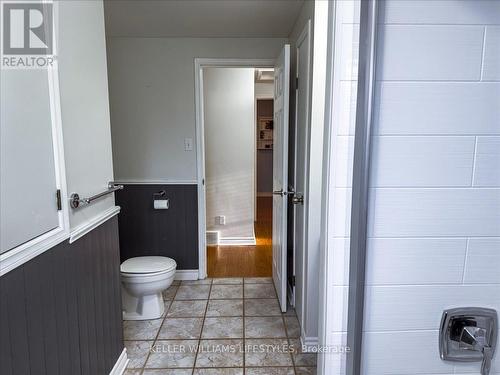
left=184, top=138, right=193, bottom=151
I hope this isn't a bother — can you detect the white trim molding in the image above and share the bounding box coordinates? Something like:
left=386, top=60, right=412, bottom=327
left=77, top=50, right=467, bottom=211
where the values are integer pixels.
left=194, top=57, right=275, bottom=280
left=113, top=180, right=197, bottom=185
left=301, top=335, right=320, bottom=352
left=218, top=237, right=257, bottom=246
left=109, top=348, right=129, bottom=375
left=175, top=269, right=199, bottom=280
left=69, top=206, right=121, bottom=244
left=0, top=230, right=69, bottom=277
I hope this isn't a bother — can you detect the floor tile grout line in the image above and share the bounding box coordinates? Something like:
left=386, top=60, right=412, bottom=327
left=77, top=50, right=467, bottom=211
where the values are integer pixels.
left=243, top=279, right=246, bottom=375
left=127, top=335, right=296, bottom=341
left=192, top=278, right=213, bottom=373
left=283, top=309, right=298, bottom=375
left=124, top=280, right=310, bottom=373
left=139, top=283, right=180, bottom=374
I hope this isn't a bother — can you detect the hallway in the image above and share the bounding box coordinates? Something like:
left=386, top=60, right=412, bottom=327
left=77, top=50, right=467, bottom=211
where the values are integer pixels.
left=207, top=198, right=273, bottom=277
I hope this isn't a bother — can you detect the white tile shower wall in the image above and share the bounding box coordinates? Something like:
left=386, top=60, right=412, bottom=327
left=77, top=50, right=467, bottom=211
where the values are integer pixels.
left=473, top=137, right=500, bottom=187
left=463, top=239, right=500, bottom=284
left=379, top=0, right=500, bottom=25
left=376, top=25, right=484, bottom=81
left=360, top=1, right=500, bottom=374
left=483, top=27, right=500, bottom=81
left=374, top=82, right=500, bottom=135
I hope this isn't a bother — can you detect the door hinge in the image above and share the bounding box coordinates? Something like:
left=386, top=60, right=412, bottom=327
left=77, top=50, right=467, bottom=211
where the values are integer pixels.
left=56, top=189, right=62, bottom=211
left=291, top=275, right=296, bottom=287
left=295, top=77, right=299, bottom=88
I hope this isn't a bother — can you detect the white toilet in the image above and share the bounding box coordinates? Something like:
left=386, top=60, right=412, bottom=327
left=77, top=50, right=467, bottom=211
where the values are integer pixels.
left=120, top=256, right=177, bottom=320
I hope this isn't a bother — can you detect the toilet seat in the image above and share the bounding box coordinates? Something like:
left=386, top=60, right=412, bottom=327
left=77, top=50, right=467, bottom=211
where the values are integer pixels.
left=121, top=256, right=176, bottom=274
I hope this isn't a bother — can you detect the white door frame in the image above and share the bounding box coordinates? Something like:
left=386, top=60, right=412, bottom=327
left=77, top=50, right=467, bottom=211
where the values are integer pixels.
left=318, top=0, right=364, bottom=373
left=293, top=18, right=312, bottom=335
left=194, top=58, right=275, bottom=279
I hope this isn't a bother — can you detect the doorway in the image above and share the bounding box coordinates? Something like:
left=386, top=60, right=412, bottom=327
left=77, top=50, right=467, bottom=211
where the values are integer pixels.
left=194, top=50, right=291, bottom=312
left=202, top=67, right=274, bottom=278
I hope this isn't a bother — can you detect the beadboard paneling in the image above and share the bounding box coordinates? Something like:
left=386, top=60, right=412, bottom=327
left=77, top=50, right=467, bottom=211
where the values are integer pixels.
left=115, top=184, right=199, bottom=269
left=0, top=217, right=123, bottom=375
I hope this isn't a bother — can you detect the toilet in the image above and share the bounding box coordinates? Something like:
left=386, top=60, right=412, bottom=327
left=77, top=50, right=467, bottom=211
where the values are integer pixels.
left=120, top=256, right=177, bottom=320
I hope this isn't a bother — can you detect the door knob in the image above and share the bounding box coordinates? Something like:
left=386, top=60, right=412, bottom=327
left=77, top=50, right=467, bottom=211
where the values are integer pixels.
left=440, top=307, right=498, bottom=375
left=292, top=193, right=304, bottom=205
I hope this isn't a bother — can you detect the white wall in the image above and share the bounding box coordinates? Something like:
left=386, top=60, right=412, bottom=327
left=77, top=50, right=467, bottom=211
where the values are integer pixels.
left=107, top=37, right=286, bottom=182
left=203, top=68, right=255, bottom=239
left=59, top=0, right=115, bottom=229
left=361, top=1, right=500, bottom=374
left=255, top=82, right=274, bottom=98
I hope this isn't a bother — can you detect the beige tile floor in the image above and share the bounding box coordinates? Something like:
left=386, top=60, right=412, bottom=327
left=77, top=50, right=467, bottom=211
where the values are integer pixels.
left=123, top=277, right=317, bottom=375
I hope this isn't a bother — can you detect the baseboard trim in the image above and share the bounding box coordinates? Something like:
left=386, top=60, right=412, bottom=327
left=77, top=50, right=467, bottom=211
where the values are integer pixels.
left=218, top=236, right=257, bottom=246
left=109, top=348, right=128, bottom=375
left=70, top=206, right=121, bottom=244
left=300, top=336, right=319, bottom=352
left=175, top=269, right=199, bottom=280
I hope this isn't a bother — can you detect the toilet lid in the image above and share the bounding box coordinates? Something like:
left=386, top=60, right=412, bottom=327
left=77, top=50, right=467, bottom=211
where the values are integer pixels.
left=121, top=256, right=177, bottom=274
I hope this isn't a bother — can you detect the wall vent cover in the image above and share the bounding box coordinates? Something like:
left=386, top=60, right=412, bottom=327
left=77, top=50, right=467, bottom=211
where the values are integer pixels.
left=206, top=231, right=220, bottom=246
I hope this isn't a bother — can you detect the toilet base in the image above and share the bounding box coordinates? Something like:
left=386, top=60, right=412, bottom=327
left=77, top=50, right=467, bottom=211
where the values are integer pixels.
left=122, top=287, right=165, bottom=321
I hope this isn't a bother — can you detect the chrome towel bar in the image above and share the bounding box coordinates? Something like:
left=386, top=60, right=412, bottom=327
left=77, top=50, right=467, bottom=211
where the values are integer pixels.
left=70, top=182, right=124, bottom=209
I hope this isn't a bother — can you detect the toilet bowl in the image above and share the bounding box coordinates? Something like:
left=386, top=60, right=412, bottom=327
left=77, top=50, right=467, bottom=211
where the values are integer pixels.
left=121, top=256, right=177, bottom=320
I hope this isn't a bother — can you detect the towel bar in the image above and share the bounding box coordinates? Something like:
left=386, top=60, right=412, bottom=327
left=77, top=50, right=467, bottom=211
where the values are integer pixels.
left=70, top=182, right=123, bottom=209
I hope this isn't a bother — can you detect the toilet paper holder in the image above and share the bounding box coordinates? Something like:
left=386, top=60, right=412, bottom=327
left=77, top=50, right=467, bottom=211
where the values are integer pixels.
left=153, top=190, right=169, bottom=209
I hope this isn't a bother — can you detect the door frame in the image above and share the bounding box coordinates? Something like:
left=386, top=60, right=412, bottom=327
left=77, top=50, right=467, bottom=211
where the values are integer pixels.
left=194, top=58, right=275, bottom=279
left=292, top=18, right=312, bottom=333
left=317, top=0, right=376, bottom=373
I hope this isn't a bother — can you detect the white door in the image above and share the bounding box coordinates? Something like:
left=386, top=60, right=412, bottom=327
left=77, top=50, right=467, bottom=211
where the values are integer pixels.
left=272, top=44, right=290, bottom=312
left=293, top=21, right=311, bottom=329
left=0, top=69, right=63, bottom=253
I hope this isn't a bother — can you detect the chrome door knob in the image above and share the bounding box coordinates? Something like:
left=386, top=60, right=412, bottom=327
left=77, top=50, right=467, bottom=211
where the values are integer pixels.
left=273, top=189, right=284, bottom=196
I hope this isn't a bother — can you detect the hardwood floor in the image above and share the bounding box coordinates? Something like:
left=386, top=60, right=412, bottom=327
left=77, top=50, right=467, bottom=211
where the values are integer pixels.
left=207, top=197, right=272, bottom=277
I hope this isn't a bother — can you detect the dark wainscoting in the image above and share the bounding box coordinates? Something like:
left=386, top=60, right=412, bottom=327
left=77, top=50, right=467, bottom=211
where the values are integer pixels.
left=0, top=217, right=123, bottom=375
left=115, top=184, right=199, bottom=270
